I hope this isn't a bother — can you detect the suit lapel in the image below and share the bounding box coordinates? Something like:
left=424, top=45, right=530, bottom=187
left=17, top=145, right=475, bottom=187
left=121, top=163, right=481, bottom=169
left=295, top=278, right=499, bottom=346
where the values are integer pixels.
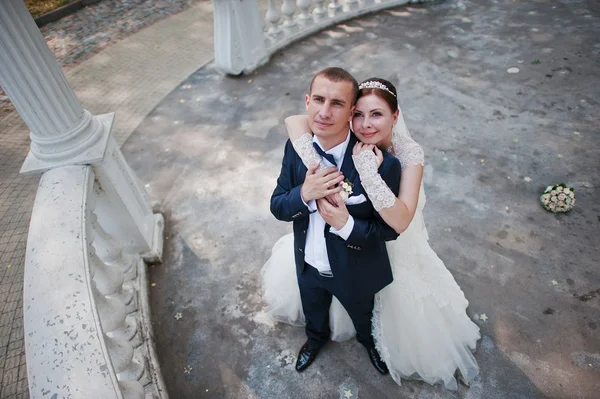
left=341, top=132, right=358, bottom=186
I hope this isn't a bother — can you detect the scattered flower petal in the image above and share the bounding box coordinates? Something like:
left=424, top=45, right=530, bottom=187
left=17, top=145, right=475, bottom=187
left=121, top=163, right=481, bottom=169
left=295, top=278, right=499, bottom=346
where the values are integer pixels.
left=507, top=67, right=520, bottom=74
left=7, top=264, right=12, bottom=269
left=179, top=99, right=185, bottom=103
left=151, top=283, right=157, bottom=287
left=248, top=79, right=253, bottom=83
left=505, top=206, right=510, bottom=212
left=551, top=280, right=558, bottom=286
left=513, top=138, right=519, bottom=143
left=145, top=183, right=150, bottom=188
left=480, top=159, right=485, bottom=163
left=443, top=156, right=448, bottom=161
left=524, top=177, right=532, bottom=182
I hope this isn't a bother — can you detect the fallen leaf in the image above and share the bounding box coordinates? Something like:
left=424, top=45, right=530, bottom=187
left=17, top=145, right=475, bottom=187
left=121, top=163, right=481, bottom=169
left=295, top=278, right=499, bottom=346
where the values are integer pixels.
left=531, top=59, right=541, bottom=65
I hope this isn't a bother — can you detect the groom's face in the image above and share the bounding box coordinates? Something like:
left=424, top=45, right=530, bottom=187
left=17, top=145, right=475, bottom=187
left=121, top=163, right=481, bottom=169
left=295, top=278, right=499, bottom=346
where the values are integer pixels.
left=305, top=76, right=355, bottom=142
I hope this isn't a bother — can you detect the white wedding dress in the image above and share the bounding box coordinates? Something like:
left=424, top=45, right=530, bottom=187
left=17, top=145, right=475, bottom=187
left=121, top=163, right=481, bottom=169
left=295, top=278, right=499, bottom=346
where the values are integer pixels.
left=262, top=111, right=480, bottom=390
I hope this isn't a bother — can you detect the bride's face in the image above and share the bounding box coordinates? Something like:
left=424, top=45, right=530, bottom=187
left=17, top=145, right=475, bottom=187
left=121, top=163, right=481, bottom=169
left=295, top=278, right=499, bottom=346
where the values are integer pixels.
left=352, top=94, right=398, bottom=146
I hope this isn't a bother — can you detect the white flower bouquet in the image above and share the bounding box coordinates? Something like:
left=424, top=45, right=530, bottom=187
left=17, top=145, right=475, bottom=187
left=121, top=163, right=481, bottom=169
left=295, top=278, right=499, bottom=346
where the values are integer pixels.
left=540, top=184, right=575, bottom=213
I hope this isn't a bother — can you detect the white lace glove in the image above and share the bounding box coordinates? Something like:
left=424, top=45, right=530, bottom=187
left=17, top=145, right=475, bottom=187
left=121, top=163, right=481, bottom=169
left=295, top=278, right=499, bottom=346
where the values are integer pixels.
left=291, top=133, right=327, bottom=171
left=352, top=151, right=396, bottom=211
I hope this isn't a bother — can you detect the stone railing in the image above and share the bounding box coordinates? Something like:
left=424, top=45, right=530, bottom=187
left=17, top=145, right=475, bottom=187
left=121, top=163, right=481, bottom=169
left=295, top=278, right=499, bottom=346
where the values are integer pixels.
left=213, top=0, right=430, bottom=75
left=1, top=1, right=167, bottom=397
left=24, top=154, right=167, bottom=398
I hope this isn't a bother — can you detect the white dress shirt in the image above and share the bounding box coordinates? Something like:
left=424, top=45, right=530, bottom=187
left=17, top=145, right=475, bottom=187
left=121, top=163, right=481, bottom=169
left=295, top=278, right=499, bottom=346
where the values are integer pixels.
left=303, top=131, right=355, bottom=273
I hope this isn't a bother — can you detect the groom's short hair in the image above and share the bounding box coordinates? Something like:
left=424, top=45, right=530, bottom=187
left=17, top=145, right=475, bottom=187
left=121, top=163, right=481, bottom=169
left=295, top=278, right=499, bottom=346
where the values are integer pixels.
left=309, top=67, right=359, bottom=104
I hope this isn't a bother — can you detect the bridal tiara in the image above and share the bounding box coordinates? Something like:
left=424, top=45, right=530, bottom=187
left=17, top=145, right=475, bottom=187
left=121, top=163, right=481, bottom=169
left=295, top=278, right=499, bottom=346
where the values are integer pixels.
left=358, top=81, right=396, bottom=97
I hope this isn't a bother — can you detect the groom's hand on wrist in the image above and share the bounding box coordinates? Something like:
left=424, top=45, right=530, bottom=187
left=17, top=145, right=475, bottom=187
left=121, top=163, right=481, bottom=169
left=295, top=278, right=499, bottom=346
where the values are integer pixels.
left=301, top=164, right=344, bottom=202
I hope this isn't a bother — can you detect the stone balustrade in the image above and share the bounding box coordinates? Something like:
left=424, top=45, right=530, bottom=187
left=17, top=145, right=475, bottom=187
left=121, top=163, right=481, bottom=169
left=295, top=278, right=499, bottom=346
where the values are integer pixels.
left=213, top=0, right=430, bottom=75
left=23, top=163, right=166, bottom=398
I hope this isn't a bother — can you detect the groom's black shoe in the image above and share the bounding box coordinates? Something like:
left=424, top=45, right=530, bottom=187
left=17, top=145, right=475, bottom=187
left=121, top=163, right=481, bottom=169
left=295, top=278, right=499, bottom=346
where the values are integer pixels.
left=295, top=342, right=320, bottom=372
left=367, top=347, right=389, bottom=375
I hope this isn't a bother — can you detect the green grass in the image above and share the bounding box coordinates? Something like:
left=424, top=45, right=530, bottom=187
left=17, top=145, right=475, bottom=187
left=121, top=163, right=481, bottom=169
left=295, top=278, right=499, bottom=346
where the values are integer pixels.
left=25, top=0, right=77, bottom=18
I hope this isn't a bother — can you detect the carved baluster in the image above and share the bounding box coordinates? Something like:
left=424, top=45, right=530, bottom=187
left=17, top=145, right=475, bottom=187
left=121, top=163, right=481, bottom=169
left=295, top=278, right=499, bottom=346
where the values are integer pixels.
left=346, top=0, right=359, bottom=11
left=296, top=0, right=312, bottom=25
left=118, top=380, right=145, bottom=399
left=266, top=0, right=283, bottom=38
left=313, top=0, right=327, bottom=20
left=91, top=248, right=137, bottom=314
left=93, top=281, right=139, bottom=345
left=91, top=211, right=137, bottom=281
left=281, top=0, right=297, bottom=33
left=328, top=0, right=343, bottom=17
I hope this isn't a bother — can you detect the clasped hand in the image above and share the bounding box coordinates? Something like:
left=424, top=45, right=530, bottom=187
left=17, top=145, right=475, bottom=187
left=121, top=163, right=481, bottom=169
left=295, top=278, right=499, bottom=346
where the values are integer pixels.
left=301, top=163, right=349, bottom=230
left=352, top=142, right=384, bottom=168
left=300, top=163, right=344, bottom=202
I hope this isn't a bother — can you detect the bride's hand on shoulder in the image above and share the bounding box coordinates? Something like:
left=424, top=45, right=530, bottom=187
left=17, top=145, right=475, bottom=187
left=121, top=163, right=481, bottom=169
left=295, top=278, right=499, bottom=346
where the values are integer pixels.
left=285, top=115, right=311, bottom=141
left=353, top=143, right=383, bottom=168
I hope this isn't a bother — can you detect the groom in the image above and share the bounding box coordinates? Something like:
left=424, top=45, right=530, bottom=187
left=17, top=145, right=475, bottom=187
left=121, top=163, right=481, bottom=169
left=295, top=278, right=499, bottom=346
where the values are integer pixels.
left=270, top=67, right=401, bottom=374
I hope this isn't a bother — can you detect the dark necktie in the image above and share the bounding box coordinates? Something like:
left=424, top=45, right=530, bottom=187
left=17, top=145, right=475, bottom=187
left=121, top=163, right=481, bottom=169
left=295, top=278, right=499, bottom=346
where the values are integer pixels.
left=312, top=142, right=337, bottom=166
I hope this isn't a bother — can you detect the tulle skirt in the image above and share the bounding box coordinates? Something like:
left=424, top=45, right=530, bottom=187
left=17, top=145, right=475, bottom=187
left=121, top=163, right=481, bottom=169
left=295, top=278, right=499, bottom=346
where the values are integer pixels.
left=261, top=213, right=480, bottom=389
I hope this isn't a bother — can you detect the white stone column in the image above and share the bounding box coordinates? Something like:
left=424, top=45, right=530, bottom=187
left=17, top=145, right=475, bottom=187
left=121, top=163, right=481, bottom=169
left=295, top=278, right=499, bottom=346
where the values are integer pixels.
left=0, top=0, right=163, bottom=260
left=0, top=0, right=108, bottom=174
left=212, top=0, right=269, bottom=75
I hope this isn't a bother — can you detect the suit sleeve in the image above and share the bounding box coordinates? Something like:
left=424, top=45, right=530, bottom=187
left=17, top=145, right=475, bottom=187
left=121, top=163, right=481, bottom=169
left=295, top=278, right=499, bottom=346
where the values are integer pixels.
left=344, top=156, right=401, bottom=246
left=270, top=140, right=312, bottom=222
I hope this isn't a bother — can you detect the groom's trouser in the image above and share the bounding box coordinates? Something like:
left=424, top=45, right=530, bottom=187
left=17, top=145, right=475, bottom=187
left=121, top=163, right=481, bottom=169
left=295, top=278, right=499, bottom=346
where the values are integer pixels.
left=298, top=262, right=375, bottom=349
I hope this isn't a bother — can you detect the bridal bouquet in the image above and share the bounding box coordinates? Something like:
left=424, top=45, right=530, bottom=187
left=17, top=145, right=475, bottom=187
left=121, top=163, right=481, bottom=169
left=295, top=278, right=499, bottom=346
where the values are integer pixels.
left=540, top=184, right=575, bottom=213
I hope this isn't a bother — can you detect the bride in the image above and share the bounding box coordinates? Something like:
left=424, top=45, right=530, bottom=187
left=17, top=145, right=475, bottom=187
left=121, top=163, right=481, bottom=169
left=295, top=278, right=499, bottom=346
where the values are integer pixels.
left=262, top=77, right=480, bottom=390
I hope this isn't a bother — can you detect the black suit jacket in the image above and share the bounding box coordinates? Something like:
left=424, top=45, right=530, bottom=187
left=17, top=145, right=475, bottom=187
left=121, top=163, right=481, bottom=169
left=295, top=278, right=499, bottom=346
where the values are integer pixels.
left=270, top=133, right=402, bottom=298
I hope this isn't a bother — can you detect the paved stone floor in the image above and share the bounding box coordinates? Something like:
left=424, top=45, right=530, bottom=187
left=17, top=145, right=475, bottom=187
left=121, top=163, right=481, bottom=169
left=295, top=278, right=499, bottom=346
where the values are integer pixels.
left=1, top=0, right=599, bottom=398
left=122, top=0, right=600, bottom=398
left=0, top=1, right=212, bottom=397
